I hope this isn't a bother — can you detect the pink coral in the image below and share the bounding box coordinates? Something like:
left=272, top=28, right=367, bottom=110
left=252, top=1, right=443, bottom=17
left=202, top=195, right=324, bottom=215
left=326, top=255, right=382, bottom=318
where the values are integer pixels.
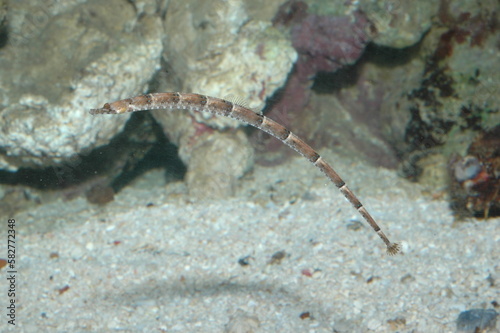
left=255, top=3, right=373, bottom=164
left=291, top=11, right=371, bottom=80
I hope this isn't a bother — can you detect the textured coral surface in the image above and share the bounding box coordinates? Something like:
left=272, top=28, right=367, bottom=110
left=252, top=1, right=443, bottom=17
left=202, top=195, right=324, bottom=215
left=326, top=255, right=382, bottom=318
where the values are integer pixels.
left=0, top=0, right=163, bottom=170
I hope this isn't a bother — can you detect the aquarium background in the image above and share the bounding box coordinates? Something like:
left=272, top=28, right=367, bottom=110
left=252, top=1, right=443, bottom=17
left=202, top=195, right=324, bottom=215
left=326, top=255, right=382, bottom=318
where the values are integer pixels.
left=0, top=0, right=498, bottom=332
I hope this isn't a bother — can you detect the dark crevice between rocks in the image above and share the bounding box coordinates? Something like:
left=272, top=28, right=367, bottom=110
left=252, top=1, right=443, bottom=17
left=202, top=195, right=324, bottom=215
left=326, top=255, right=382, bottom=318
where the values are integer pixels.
left=363, top=41, right=423, bottom=67
left=312, top=41, right=421, bottom=94
left=0, top=113, right=186, bottom=205
left=0, top=22, right=8, bottom=49
left=311, top=63, right=359, bottom=93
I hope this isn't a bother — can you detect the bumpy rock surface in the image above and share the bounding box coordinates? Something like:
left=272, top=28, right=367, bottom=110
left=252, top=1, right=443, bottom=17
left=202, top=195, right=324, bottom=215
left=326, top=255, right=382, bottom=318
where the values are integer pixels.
left=163, top=0, right=296, bottom=129
left=358, top=0, right=438, bottom=48
left=0, top=0, right=6, bottom=29
left=0, top=0, right=163, bottom=170
left=158, top=0, right=296, bottom=197
left=302, top=0, right=438, bottom=48
left=377, top=0, right=500, bottom=181
left=0, top=0, right=295, bottom=199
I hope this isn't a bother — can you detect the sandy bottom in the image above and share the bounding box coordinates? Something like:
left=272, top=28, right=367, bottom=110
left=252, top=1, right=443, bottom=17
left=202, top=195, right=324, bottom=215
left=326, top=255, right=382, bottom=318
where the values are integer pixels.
left=5, top=149, right=499, bottom=332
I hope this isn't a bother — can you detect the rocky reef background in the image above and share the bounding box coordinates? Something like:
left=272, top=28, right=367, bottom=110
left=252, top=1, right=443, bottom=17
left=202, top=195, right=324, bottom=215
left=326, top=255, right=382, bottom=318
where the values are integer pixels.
left=0, top=0, right=498, bottom=218
left=0, top=1, right=499, bottom=332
